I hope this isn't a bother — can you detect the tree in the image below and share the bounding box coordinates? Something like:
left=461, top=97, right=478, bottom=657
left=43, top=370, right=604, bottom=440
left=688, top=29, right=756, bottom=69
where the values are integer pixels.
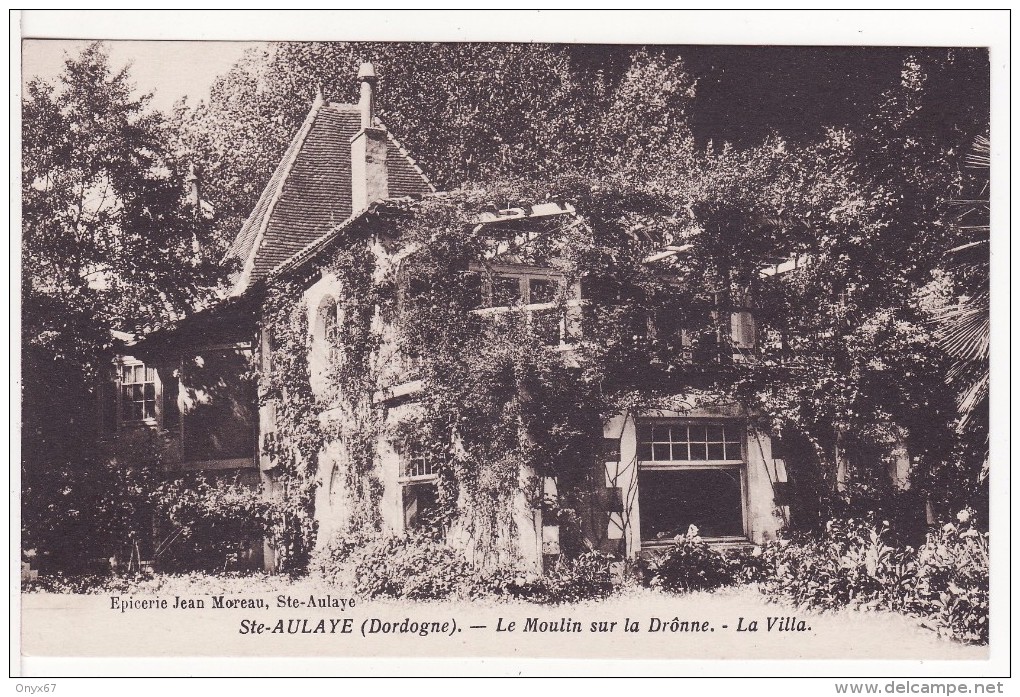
left=596, top=49, right=698, bottom=182
left=173, top=42, right=705, bottom=218
left=683, top=53, right=989, bottom=524
left=21, top=42, right=223, bottom=569
left=935, top=134, right=989, bottom=479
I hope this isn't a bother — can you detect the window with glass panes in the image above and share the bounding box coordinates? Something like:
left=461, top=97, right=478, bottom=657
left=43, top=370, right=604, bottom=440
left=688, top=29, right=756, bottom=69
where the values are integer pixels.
left=637, top=423, right=743, bottom=462
left=120, top=363, right=157, bottom=422
left=401, top=451, right=439, bottom=479
left=467, top=267, right=567, bottom=346
left=398, top=442, right=442, bottom=534
left=636, top=421, right=746, bottom=541
left=482, top=274, right=558, bottom=308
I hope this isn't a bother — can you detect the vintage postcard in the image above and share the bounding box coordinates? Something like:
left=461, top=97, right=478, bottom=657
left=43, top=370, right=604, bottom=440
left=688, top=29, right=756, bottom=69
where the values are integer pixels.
left=12, top=9, right=1010, bottom=683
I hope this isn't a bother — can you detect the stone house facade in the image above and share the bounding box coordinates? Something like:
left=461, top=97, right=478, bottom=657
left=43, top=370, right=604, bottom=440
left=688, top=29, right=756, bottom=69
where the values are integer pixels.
left=129, top=63, right=802, bottom=572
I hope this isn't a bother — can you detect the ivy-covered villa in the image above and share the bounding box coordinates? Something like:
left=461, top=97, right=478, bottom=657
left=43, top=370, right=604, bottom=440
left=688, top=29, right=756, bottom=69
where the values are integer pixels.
left=123, top=63, right=887, bottom=574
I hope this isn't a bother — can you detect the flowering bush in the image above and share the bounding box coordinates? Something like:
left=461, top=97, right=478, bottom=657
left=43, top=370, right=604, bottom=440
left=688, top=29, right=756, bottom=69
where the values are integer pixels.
left=753, top=511, right=988, bottom=644
left=755, top=518, right=905, bottom=610
left=647, top=526, right=734, bottom=593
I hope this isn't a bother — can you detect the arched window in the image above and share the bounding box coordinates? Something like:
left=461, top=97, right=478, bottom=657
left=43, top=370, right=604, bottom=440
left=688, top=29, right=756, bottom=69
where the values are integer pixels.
left=311, top=295, right=341, bottom=397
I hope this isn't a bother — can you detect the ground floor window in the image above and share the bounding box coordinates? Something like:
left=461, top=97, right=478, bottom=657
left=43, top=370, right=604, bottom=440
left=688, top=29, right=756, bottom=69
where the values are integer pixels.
left=398, top=445, right=442, bottom=534
left=121, top=362, right=158, bottom=422
left=637, top=421, right=746, bottom=541
left=402, top=481, right=441, bottom=533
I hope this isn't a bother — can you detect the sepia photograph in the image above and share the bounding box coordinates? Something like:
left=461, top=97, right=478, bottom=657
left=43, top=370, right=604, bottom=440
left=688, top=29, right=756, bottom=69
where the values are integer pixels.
left=12, top=9, right=1007, bottom=683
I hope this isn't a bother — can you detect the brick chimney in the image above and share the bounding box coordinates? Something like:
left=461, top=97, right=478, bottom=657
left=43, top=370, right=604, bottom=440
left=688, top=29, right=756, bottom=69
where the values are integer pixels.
left=350, top=62, right=389, bottom=212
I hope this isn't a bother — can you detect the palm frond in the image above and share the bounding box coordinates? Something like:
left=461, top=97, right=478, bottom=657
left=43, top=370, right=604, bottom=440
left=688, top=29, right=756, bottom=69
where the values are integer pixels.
left=936, top=293, right=990, bottom=372
left=936, top=134, right=990, bottom=445
left=965, top=135, right=990, bottom=170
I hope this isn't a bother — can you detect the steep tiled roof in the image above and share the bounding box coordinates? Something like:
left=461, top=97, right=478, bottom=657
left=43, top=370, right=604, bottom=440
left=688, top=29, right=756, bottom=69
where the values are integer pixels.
left=226, top=100, right=434, bottom=295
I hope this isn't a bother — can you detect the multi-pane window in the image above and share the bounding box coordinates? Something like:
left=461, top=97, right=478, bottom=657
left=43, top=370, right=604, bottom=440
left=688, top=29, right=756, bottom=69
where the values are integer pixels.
left=637, top=421, right=746, bottom=541
left=121, top=363, right=157, bottom=422
left=637, top=423, right=742, bottom=462
left=528, top=278, right=557, bottom=304
left=481, top=272, right=561, bottom=308
left=397, top=442, right=442, bottom=534
left=468, top=267, right=573, bottom=347
left=401, top=450, right=439, bottom=479
left=492, top=275, right=525, bottom=306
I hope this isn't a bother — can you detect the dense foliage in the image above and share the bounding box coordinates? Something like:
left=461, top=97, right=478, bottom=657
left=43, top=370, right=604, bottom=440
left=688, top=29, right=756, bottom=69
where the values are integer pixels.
left=172, top=44, right=701, bottom=230
left=258, top=244, right=386, bottom=570
left=255, top=100, right=990, bottom=567
left=21, top=43, right=226, bottom=570
left=22, top=42, right=989, bottom=610
left=754, top=513, right=988, bottom=644
left=150, top=475, right=270, bottom=572
left=347, top=535, right=474, bottom=600
left=312, top=530, right=615, bottom=604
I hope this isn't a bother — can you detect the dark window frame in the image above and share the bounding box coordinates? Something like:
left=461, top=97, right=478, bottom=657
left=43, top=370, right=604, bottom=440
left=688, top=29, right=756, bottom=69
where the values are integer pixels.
left=118, top=360, right=159, bottom=426
left=467, top=264, right=575, bottom=347
left=636, top=419, right=749, bottom=542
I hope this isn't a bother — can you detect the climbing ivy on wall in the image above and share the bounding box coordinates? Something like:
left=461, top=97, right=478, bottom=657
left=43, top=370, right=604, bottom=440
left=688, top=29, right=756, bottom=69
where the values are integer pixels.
left=259, top=242, right=387, bottom=570
left=257, top=161, right=981, bottom=569
left=257, top=179, right=747, bottom=568
left=258, top=280, right=321, bottom=570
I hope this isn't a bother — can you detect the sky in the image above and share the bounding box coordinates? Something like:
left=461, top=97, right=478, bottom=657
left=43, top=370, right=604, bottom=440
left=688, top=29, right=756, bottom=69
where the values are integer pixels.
left=21, top=38, right=988, bottom=152
left=22, top=40, right=260, bottom=114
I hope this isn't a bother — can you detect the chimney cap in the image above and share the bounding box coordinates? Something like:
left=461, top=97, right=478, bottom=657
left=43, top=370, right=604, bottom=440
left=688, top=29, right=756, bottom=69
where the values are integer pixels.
left=357, top=62, right=377, bottom=83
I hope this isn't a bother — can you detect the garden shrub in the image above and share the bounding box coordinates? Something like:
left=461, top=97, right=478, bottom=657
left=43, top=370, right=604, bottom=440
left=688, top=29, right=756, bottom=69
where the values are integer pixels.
left=150, top=475, right=270, bottom=573
left=345, top=535, right=473, bottom=600
left=553, top=550, right=617, bottom=602
left=647, top=525, right=734, bottom=593
left=725, top=545, right=772, bottom=585
left=911, top=510, right=988, bottom=644
left=467, top=551, right=616, bottom=603
left=464, top=566, right=551, bottom=601
left=753, top=510, right=988, bottom=644
left=315, top=529, right=618, bottom=604
left=756, top=518, right=894, bottom=611
left=311, top=527, right=378, bottom=588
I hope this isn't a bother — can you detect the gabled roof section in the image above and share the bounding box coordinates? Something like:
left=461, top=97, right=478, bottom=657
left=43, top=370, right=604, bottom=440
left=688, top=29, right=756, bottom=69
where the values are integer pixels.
left=225, top=99, right=435, bottom=295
